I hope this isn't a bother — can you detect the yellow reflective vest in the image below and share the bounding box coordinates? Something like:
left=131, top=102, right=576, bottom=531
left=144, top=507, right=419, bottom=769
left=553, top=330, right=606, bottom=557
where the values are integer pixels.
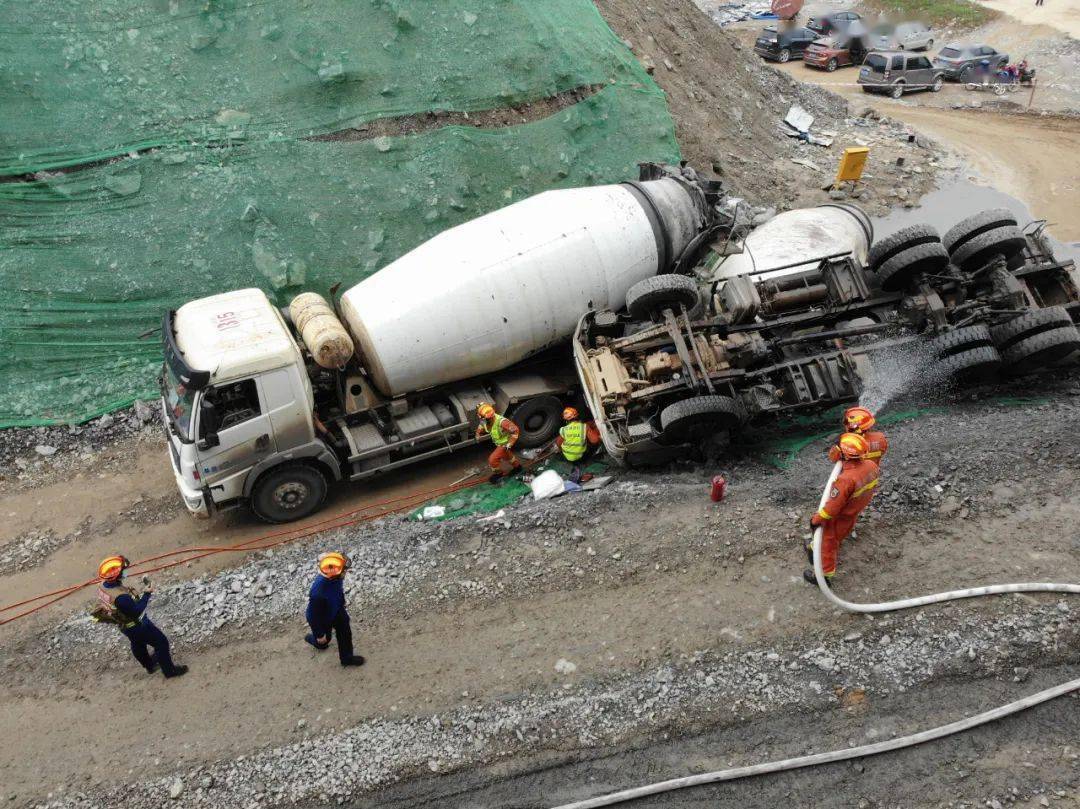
left=559, top=421, right=588, bottom=462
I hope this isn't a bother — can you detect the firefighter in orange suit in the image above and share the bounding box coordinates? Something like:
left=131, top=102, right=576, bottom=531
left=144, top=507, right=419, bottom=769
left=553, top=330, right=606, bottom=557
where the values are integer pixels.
left=476, top=402, right=521, bottom=482
left=805, top=432, right=881, bottom=586
left=828, top=406, right=888, bottom=463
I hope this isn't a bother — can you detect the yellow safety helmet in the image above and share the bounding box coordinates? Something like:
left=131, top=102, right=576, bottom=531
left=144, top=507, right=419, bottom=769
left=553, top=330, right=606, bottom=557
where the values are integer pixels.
left=477, top=403, right=496, bottom=420
left=843, top=406, right=876, bottom=433
left=98, top=555, right=130, bottom=582
left=562, top=407, right=579, bottom=421
left=836, top=432, right=870, bottom=460
left=318, top=551, right=349, bottom=578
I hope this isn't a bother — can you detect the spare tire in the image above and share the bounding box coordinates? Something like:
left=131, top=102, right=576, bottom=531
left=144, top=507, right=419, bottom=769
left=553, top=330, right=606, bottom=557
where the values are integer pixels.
left=990, top=305, right=1074, bottom=350
left=942, top=208, right=1017, bottom=254
left=949, top=224, right=1027, bottom=270
left=927, top=324, right=994, bottom=359
left=933, top=345, right=1001, bottom=382
left=1000, top=325, right=1080, bottom=374
left=866, top=224, right=941, bottom=271
left=875, top=241, right=950, bottom=291
left=626, top=274, right=700, bottom=321
left=659, top=395, right=745, bottom=444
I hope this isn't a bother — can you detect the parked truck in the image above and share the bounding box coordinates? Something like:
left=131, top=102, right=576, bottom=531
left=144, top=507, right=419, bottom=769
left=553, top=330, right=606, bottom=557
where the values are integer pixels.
left=575, top=206, right=1080, bottom=464
left=161, top=164, right=725, bottom=522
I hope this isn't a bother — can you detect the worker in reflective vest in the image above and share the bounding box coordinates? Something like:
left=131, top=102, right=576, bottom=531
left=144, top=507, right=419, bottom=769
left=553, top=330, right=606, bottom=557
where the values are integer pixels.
left=805, top=432, right=881, bottom=586
left=95, top=555, right=188, bottom=679
left=555, top=407, right=601, bottom=482
left=476, top=402, right=521, bottom=482
left=828, top=406, right=888, bottom=463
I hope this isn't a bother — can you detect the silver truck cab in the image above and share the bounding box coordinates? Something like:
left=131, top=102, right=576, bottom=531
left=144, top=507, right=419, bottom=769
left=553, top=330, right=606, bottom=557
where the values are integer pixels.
left=161, top=288, right=337, bottom=519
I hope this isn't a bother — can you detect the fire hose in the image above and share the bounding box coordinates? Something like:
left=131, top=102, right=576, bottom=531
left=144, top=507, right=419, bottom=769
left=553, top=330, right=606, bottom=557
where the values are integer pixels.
left=551, top=462, right=1080, bottom=809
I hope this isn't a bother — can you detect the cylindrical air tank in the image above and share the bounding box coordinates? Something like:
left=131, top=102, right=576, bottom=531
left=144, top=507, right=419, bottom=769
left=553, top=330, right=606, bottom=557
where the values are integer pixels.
left=339, top=178, right=708, bottom=397
left=711, top=204, right=873, bottom=282
left=289, top=292, right=355, bottom=369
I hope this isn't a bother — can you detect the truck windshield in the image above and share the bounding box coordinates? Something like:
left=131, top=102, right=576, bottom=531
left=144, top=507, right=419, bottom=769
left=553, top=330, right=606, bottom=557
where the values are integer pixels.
left=163, top=361, right=197, bottom=442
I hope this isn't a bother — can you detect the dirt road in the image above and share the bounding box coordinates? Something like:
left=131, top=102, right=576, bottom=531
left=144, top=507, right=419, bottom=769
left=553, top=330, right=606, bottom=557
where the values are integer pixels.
left=973, top=0, right=1080, bottom=39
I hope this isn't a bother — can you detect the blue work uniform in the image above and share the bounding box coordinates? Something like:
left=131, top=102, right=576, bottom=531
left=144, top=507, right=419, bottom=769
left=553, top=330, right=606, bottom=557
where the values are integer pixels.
left=99, top=580, right=179, bottom=676
left=305, top=574, right=355, bottom=663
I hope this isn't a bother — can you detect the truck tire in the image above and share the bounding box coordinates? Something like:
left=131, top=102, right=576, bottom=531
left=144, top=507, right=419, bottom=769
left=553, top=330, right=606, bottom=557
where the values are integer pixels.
left=875, top=241, right=950, bottom=291
left=942, top=208, right=1017, bottom=253
left=927, top=324, right=994, bottom=358
left=626, top=274, right=700, bottom=321
left=948, top=224, right=1027, bottom=271
left=1000, top=325, right=1080, bottom=374
left=866, top=224, right=940, bottom=270
left=990, top=305, right=1074, bottom=349
left=251, top=463, right=328, bottom=524
left=659, top=395, right=745, bottom=444
left=933, top=345, right=1001, bottom=381
left=510, top=395, right=563, bottom=449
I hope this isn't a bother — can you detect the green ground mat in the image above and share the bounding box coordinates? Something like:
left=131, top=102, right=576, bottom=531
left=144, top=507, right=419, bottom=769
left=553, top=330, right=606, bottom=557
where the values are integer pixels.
left=0, top=0, right=654, bottom=174
left=0, top=84, right=679, bottom=426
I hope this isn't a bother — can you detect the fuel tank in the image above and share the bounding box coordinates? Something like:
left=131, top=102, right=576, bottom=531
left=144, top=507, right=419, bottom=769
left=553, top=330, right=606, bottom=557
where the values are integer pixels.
left=339, top=177, right=709, bottom=397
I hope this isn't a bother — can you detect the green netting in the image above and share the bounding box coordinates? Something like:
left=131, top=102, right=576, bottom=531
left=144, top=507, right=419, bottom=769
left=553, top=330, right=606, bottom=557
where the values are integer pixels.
left=0, top=84, right=680, bottom=426
left=408, top=459, right=609, bottom=522
left=0, top=0, right=653, bottom=175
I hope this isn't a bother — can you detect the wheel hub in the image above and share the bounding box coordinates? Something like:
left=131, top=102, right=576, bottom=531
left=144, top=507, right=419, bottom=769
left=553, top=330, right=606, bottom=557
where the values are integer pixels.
left=273, top=481, right=309, bottom=510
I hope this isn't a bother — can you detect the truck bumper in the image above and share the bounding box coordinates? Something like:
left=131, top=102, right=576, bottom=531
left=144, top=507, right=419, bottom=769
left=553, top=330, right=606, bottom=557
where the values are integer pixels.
left=174, top=468, right=211, bottom=518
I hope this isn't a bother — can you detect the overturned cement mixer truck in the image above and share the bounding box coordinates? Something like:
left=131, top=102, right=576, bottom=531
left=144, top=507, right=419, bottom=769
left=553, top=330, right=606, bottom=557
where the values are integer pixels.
left=161, top=164, right=724, bottom=522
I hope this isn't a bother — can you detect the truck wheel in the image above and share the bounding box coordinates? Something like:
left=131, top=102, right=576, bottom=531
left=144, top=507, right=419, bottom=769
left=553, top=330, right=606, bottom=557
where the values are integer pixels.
left=942, top=208, right=1017, bottom=253
left=934, top=346, right=1002, bottom=382
left=658, top=395, right=745, bottom=444
left=928, top=324, right=995, bottom=358
left=949, top=225, right=1027, bottom=270
left=871, top=235, right=950, bottom=292
left=510, top=395, right=563, bottom=449
left=990, top=305, right=1074, bottom=348
left=867, top=224, right=941, bottom=270
left=251, top=464, right=328, bottom=524
left=1000, top=325, right=1080, bottom=374
left=625, top=274, right=700, bottom=321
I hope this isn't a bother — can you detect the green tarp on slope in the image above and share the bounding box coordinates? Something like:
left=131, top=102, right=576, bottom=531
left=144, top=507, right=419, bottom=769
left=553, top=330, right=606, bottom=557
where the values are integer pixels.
left=0, top=84, right=680, bottom=426
left=0, top=0, right=653, bottom=174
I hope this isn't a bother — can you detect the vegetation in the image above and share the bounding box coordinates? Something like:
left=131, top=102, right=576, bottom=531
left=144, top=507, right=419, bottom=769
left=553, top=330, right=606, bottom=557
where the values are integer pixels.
left=861, top=0, right=999, bottom=29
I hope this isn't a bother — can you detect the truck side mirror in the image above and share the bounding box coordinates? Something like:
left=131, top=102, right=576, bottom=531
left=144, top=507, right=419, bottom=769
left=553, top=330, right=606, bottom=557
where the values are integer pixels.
left=198, top=400, right=220, bottom=450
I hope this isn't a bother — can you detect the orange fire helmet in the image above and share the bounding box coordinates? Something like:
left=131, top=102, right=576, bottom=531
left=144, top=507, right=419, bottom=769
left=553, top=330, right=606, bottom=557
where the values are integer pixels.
left=843, top=406, right=876, bottom=433
left=318, top=552, right=349, bottom=578
left=98, top=555, right=130, bottom=582
left=562, top=407, right=579, bottom=421
left=477, top=403, right=496, bottom=420
left=836, top=432, right=870, bottom=460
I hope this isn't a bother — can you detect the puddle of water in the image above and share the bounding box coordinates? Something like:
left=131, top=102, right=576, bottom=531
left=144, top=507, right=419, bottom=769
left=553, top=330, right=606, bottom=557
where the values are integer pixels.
left=871, top=174, right=1079, bottom=263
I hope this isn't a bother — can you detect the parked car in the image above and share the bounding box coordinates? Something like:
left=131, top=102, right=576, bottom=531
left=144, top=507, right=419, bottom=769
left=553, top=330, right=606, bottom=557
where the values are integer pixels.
left=806, top=10, right=861, bottom=36
left=753, top=26, right=818, bottom=62
left=858, top=51, right=944, bottom=97
left=867, top=21, right=934, bottom=51
left=804, top=34, right=866, bottom=71
left=934, top=42, right=1009, bottom=81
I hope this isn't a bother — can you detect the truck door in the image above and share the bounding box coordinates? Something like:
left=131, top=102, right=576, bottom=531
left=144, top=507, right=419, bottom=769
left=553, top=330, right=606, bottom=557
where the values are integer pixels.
left=194, top=377, right=277, bottom=505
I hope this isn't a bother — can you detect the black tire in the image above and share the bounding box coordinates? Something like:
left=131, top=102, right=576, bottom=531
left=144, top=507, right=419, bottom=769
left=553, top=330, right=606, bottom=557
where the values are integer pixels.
left=949, top=225, right=1027, bottom=270
left=942, top=208, right=1017, bottom=253
left=990, top=305, right=1074, bottom=349
left=875, top=241, right=950, bottom=291
left=931, top=76, right=943, bottom=92
left=959, top=64, right=973, bottom=81
left=867, top=224, right=941, bottom=270
left=251, top=464, right=328, bottom=524
left=927, top=324, right=994, bottom=359
left=934, top=345, right=1002, bottom=382
left=890, top=82, right=904, bottom=99
left=1001, top=325, right=1080, bottom=374
left=659, top=395, right=745, bottom=444
left=509, top=395, right=564, bottom=449
left=625, top=274, right=700, bottom=321
left=778, top=48, right=791, bottom=63
left=826, top=58, right=838, bottom=72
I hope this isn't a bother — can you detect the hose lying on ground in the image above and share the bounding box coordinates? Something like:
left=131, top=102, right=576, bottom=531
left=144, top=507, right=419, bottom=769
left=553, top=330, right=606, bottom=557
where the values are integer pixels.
left=550, top=462, right=1080, bottom=809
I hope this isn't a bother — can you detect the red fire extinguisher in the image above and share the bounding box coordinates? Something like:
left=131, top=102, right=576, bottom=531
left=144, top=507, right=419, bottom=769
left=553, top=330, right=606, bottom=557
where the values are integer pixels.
left=710, top=475, right=727, bottom=502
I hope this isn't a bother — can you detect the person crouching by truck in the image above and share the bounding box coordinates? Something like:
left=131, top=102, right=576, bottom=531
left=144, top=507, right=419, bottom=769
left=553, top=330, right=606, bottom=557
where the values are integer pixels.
left=555, top=407, right=602, bottom=483
left=304, top=552, right=365, bottom=668
left=475, top=402, right=521, bottom=483
left=92, top=555, right=188, bottom=679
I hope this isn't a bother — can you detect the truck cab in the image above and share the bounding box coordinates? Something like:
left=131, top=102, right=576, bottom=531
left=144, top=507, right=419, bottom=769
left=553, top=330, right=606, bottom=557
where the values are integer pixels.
left=162, top=288, right=337, bottom=520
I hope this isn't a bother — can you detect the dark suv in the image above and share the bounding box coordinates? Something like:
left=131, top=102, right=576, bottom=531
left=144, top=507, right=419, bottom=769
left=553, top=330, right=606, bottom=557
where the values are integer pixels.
left=933, top=42, right=1009, bottom=81
left=858, top=51, right=944, bottom=97
left=754, top=26, right=818, bottom=62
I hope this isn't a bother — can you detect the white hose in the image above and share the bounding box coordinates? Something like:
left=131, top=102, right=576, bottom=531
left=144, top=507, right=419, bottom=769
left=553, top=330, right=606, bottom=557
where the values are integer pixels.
left=551, top=461, right=1080, bottom=809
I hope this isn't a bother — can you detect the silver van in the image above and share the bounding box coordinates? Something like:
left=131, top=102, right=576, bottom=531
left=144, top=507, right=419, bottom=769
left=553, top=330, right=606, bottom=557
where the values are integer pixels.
left=858, top=51, right=944, bottom=98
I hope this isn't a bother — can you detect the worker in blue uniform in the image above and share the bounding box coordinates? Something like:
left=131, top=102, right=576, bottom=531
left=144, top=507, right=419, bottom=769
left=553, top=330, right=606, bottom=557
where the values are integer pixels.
left=304, top=551, right=365, bottom=667
left=94, top=555, right=188, bottom=679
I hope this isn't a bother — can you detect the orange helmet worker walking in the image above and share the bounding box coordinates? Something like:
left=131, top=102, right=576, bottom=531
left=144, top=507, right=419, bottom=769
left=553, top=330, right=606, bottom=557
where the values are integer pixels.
left=806, top=432, right=881, bottom=586
left=475, top=402, right=522, bottom=483
left=828, top=406, right=888, bottom=463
